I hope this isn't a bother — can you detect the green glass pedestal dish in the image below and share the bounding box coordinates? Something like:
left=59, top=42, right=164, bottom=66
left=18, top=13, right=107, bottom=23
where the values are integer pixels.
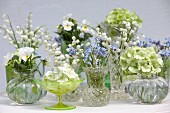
left=35, top=79, right=83, bottom=110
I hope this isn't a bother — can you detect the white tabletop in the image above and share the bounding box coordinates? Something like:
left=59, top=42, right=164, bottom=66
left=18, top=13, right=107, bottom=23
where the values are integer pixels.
left=0, top=92, right=170, bottom=113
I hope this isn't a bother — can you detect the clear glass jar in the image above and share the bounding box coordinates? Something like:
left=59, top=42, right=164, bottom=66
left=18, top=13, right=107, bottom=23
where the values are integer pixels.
left=82, top=67, right=110, bottom=107
left=6, top=70, right=44, bottom=104
left=128, top=76, right=169, bottom=103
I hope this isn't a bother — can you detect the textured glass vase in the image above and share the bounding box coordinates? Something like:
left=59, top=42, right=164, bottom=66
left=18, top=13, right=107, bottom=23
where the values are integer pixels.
left=62, top=86, right=82, bottom=102
left=6, top=59, right=47, bottom=98
left=107, top=54, right=130, bottom=100
left=82, top=67, right=110, bottom=107
left=6, top=70, right=44, bottom=104
left=128, top=76, right=169, bottom=103
left=35, top=79, right=83, bottom=110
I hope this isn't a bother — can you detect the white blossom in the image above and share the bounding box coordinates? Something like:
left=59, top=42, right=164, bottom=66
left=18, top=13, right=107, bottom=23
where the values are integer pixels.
left=62, top=20, right=74, bottom=31
left=18, top=47, right=34, bottom=62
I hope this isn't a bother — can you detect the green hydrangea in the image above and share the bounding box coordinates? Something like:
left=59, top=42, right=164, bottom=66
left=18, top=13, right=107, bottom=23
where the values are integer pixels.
left=120, top=46, right=163, bottom=78
left=105, top=8, right=142, bottom=27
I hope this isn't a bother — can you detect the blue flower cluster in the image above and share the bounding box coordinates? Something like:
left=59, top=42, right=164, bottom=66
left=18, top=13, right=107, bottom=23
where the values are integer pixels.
left=84, top=43, right=107, bottom=62
left=138, top=38, right=163, bottom=50
left=68, top=46, right=77, bottom=56
left=160, top=50, right=170, bottom=59
left=164, top=38, right=170, bottom=47
left=137, top=38, right=155, bottom=47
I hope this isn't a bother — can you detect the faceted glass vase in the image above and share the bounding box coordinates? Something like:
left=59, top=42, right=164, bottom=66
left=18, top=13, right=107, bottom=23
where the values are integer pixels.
left=62, top=86, right=82, bottom=102
left=6, top=71, right=44, bottom=104
left=128, top=76, right=169, bottom=103
left=82, top=67, right=110, bottom=107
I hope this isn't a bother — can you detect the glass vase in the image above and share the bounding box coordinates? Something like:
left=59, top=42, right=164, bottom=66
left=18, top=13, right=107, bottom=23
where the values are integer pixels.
left=107, top=54, right=130, bottom=100
left=6, top=59, right=47, bottom=98
left=35, top=79, right=83, bottom=110
left=82, top=67, right=110, bottom=107
left=6, top=70, right=44, bottom=104
left=128, top=76, right=169, bottom=103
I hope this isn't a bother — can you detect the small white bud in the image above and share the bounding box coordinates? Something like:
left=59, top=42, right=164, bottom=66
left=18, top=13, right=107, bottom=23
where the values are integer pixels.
left=86, top=42, right=91, bottom=46
left=136, top=36, right=140, bottom=40
left=122, top=21, right=127, bottom=24
left=142, top=35, right=145, bottom=38
left=77, top=45, right=81, bottom=49
left=55, top=51, right=61, bottom=55
left=76, top=39, right=80, bottom=43
left=124, top=42, right=128, bottom=47
left=72, top=36, right=76, bottom=40
left=133, top=42, right=137, bottom=45
left=116, top=49, right=121, bottom=52
left=115, top=41, right=120, bottom=45
left=66, top=48, right=70, bottom=52
left=117, top=37, right=121, bottom=41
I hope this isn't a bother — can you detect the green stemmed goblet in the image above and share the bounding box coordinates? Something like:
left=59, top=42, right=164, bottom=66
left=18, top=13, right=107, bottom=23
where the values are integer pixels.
left=35, top=79, right=83, bottom=110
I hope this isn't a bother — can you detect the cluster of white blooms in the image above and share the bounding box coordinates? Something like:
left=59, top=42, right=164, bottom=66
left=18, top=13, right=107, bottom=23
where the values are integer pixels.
left=0, top=13, right=48, bottom=49
left=44, top=35, right=84, bottom=66
left=44, top=63, right=80, bottom=82
left=111, top=21, right=142, bottom=54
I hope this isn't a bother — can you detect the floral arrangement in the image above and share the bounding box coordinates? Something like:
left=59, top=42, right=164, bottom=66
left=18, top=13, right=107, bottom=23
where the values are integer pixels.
left=120, top=46, right=163, bottom=79
left=55, top=14, right=93, bottom=54
left=0, top=13, right=50, bottom=50
left=44, top=14, right=111, bottom=70
left=99, top=8, right=142, bottom=39
left=0, top=13, right=49, bottom=82
left=44, top=63, right=80, bottom=83
left=5, top=47, right=42, bottom=73
left=138, top=37, right=170, bottom=79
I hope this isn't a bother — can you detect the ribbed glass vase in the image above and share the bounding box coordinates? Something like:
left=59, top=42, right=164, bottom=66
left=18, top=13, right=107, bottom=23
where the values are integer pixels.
left=128, top=76, right=169, bottom=103
left=6, top=69, right=44, bottom=104
left=82, top=67, right=110, bottom=107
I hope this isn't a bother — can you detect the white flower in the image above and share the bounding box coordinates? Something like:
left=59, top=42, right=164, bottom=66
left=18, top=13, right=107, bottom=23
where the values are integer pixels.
left=81, top=19, right=90, bottom=32
left=62, top=20, right=74, bottom=31
left=142, top=34, right=145, bottom=38
left=45, top=63, right=79, bottom=82
left=72, top=36, right=76, bottom=40
left=3, top=53, right=14, bottom=66
left=18, top=47, right=34, bottom=62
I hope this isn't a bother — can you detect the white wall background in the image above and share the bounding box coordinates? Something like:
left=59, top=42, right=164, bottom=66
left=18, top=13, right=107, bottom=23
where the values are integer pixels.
left=0, top=0, right=170, bottom=92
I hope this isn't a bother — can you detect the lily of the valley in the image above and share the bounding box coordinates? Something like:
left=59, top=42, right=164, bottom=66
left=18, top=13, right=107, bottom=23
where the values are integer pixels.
left=62, top=20, right=74, bottom=31
left=18, top=47, right=34, bottom=62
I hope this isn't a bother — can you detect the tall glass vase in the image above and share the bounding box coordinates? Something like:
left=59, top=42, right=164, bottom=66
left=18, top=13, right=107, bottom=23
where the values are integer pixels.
left=6, top=69, right=44, bottom=104
left=107, top=53, right=130, bottom=100
left=82, top=67, right=110, bottom=107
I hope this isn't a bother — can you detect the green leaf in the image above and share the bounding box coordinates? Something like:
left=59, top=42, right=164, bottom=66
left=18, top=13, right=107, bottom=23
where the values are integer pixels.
left=61, top=40, right=68, bottom=54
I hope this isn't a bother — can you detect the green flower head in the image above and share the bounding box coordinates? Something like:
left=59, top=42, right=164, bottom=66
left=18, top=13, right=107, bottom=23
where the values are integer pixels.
left=105, top=8, right=142, bottom=28
left=120, top=46, right=163, bottom=78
